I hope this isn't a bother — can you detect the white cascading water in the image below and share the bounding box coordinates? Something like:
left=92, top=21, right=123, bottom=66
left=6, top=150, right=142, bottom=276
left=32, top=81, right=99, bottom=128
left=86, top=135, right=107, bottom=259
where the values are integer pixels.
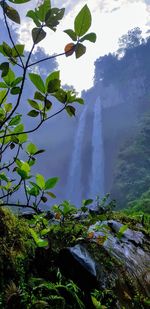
left=67, top=105, right=88, bottom=204
left=90, top=97, right=104, bottom=198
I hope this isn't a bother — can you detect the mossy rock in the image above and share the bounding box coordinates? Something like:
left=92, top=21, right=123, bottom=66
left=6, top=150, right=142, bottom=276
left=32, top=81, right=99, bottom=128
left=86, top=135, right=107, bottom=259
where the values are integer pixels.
left=0, top=207, right=34, bottom=289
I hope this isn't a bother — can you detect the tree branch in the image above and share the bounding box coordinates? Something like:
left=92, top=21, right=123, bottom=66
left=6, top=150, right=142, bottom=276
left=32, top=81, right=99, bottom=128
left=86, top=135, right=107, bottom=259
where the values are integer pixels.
left=2, top=0, right=24, bottom=68
left=0, top=104, right=67, bottom=138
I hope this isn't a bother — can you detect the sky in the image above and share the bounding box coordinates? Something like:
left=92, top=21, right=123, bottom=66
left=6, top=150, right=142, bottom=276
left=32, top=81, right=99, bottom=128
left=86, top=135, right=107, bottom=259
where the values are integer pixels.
left=11, top=0, right=150, bottom=92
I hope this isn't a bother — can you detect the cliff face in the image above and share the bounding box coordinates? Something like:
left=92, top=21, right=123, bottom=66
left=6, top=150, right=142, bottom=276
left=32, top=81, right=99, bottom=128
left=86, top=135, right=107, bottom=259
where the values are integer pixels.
left=84, top=36, right=150, bottom=200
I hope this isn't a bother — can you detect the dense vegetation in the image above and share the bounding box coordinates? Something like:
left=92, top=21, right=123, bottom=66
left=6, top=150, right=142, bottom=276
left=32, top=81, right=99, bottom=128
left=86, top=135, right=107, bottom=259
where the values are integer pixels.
left=111, top=112, right=150, bottom=212
left=0, top=1, right=150, bottom=308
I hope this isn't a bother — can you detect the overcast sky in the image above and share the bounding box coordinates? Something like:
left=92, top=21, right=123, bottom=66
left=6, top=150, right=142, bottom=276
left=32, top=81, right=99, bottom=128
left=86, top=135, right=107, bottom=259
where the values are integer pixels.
left=15, top=0, right=150, bottom=92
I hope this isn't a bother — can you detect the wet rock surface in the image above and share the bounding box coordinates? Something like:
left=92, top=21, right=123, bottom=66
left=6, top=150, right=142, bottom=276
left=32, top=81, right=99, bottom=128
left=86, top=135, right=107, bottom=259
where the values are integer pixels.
left=58, top=220, right=150, bottom=309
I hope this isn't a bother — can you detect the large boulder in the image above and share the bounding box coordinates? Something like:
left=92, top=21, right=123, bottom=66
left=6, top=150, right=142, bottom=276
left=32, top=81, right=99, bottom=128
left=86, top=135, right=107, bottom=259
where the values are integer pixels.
left=58, top=220, right=150, bottom=309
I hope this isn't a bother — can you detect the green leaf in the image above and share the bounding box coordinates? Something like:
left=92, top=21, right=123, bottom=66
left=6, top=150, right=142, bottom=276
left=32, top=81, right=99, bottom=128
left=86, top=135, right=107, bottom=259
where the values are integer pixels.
left=66, top=105, right=76, bottom=117
left=45, top=99, right=52, bottom=110
left=74, top=97, right=84, bottom=104
left=30, top=228, right=48, bottom=248
left=45, top=71, right=60, bottom=90
left=26, top=142, right=38, bottom=155
left=27, top=110, right=39, bottom=117
left=3, top=68, right=15, bottom=86
left=45, top=7, right=65, bottom=31
left=10, top=135, right=19, bottom=144
left=28, top=186, right=39, bottom=196
left=91, top=296, right=103, bottom=309
left=18, top=133, right=28, bottom=144
left=8, top=0, right=31, bottom=3
left=26, top=10, right=41, bottom=27
left=75, top=43, right=86, bottom=58
left=64, top=29, right=77, bottom=41
left=34, top=149, right=45, bottom=155
left=35, top=0, right=51, bottom=22
left=0, top=82, right=8, bottom=88
left=45, top=177, right=59, bottom=190
left=34, top=91, right=45, bottom=101
left=82, top=199, right=93, bottom=206
left=41, top=196, right=47, bottom=203
left=17, top=161, right=30, bottom=179
left=10, top=87, right=20, bottom=95
left=4, top=3, right=20, bottom=24
left=4, top=103, right=12, bottom=113
left=47, top=79, right=60, bottom=93
left=11, top=77, right=22, bottom=87
left=29, top=73, right=45, bottom=93
left=12, top=44, right=25, bottom=57
left=9, top=114, right=22, bottom=126
left=74, top=5, right=91, bottom=37
left=28, top=99, right=40, bottom=110
left=0, top=90, right=7, bottom=104
left=0, top=172, right=9, bottom=182
left=80, top=32, right=97, bottom=43
left=3, top=42, right=12, bottom=57
left=52, top=88, right=67, bottom=103
left=117, top=225, right=128, bottom=240
left=32, top=27, right=46, bottom=44
left=36, top=173, right=45, bottom=189
left=0, top=62, right=9, bottom=77
left=46, top=191, right=56, bottom=198
left=13, top=123, right=24, bottom=133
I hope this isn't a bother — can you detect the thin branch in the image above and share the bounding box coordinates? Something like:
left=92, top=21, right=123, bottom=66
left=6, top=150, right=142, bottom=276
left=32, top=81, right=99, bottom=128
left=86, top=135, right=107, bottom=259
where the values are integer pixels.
left=0, top=104, right=67, bottom=138
left=0, top=178, right=22, bottom=199
left=23, top=179, right=30, bottom=206
left=28, top=51, right=66, bottom=68
left=0, top=68, right=27, bottom=129
left=27, top=46, right=76, bottom=68
left=0, top=202, right=38, bottom=213
left=0, top=144, right=21, bottom=171
left=2, top=0, right=24, bottom=68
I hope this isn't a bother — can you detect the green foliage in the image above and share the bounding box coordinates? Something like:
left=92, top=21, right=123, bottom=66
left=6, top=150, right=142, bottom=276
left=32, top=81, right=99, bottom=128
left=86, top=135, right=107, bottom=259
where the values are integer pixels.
left=117, top=224, right=128, bottom=239
left=0, top=1, right=96, bottom=213
left=64, top=4, right=96, bottom=58
left=0, top=207, right=33, bottom=289
left=111, top=112, right=150, bottom=209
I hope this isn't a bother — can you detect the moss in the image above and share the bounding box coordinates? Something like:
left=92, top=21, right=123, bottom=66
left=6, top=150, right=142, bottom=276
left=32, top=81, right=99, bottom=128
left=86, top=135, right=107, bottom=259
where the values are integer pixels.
left=0, top=207, right=34, bottom=289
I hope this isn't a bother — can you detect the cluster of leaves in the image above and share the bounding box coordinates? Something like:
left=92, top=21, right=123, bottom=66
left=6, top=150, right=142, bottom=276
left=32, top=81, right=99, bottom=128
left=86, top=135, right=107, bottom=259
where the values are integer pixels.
left=64, top=4, right=96, bottom=59
left=0, top=0, right=96, bottom=212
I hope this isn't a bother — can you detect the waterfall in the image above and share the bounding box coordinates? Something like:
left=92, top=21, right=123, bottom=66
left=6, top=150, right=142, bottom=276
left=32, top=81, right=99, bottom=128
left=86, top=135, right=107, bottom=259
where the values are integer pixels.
left=67, top=105, right=88, bottom=205
left=90, top=97, right=104, bottom=198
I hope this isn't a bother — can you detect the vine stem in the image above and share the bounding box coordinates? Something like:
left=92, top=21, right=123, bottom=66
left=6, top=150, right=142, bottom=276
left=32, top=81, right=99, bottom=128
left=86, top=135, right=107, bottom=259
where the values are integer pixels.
left=0, top=104, right=67, bottom=138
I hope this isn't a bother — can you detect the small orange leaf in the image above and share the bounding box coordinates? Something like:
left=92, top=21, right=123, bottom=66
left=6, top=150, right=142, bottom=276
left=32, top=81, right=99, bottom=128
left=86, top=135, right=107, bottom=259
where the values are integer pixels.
left=64, top=43, right=75, bottom=57
left=96, top=235, right=106, bottom=245
left=87, top=232, right=94, bottom=239
left=55, top=212, right=61, bottom=220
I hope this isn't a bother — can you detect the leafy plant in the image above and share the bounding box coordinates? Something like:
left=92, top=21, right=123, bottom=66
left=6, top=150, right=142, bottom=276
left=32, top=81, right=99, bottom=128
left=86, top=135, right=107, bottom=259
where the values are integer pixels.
left=0, top=0, right=96, bottom=213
